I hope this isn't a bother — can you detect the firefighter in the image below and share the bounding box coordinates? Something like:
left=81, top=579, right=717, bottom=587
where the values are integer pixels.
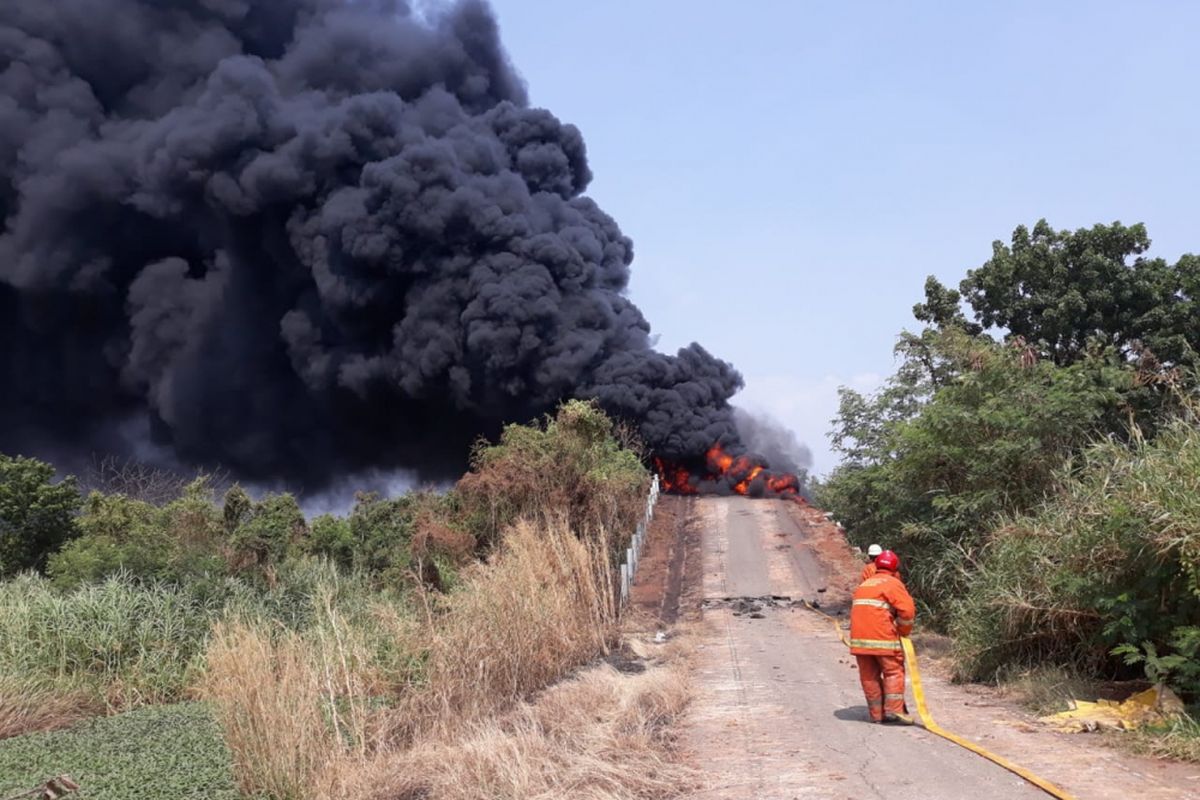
left=849, top=550, right=915, bottom=724
left=860, top=543, right=883, bottom=582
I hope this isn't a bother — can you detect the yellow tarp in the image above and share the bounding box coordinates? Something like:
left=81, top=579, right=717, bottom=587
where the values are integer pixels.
left=1039, top=685, right=1186, bottom=732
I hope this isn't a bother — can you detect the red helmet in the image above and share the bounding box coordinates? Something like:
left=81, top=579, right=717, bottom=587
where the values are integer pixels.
left=874, top=550, right=900, bottom=572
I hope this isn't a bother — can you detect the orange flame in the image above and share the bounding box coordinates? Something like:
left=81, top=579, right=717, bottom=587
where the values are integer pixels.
left=654, top=443, right=804, bottom=500
left=653, top=457, right=699, bottom=495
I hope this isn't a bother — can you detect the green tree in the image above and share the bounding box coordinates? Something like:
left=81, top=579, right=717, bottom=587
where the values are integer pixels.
left=0, top=453, right=80, bottom=576
left=941, top=220, right=1198, bottom=367
left=819, top=330, right=1131, bottom=619
left=49, top=478, right=225, bottom=587
left=306, top=513, right=355, bottom=567
left=912, top=275, right=982, bottom=335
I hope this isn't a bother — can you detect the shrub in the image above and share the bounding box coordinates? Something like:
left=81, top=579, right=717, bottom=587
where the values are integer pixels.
left=226, top=489, right=306, bottom=577
left=951, top=414, right=1200, bottom=696
left=49, top=479, right=226, bottom=588
left=306, top=513, right=355, bottom=567
left=0, top=453, right=79, bottom=576
left=820, top=331, right=1131, bottom=620
left=457, top=399, right=648, bottom=548
left=344, top=491, right=421, bottom=581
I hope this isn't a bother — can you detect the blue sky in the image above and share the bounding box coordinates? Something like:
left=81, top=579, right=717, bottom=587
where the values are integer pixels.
left=490, top=1, right=1200, bottom=475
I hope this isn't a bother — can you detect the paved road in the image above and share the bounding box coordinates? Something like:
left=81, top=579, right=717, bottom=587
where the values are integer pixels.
left=676, top=496, right=1200, bottom=800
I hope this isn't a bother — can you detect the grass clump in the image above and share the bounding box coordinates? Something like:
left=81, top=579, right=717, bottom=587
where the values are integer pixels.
left=0, top=677, right=100, bottom=740
left=0, top=702, right=239, bottom=799
left=0, top=574, right=221, bottom=708
left=1129, top=716, right=1200, bottom=763
left=994, top=665, right=1099, bottom=716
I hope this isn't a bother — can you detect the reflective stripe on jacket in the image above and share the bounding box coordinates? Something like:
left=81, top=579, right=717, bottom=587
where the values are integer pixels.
left=860, top=562, right=877, bottom=583
left=848, top=571, right=916, bottom=656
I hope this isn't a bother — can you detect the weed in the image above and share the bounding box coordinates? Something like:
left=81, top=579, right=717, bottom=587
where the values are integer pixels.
left=0, top=703, right=239, bottom=799
left=1128, top=715, right=1200, bottom=763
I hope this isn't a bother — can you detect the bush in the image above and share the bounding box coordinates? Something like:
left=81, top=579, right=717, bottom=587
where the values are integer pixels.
left=819, top=331, right=1131, bottom=620
left=225, top=488, right=306, bottom=577
left=49, top=479, right=227, bottom=588
left=306, top=513, right=355, bottom=567
left=951, top=413, right=1200, bottom=697
left=457, top=399, right=648, bottom=549
left=0, top=453, right=79, bottom=576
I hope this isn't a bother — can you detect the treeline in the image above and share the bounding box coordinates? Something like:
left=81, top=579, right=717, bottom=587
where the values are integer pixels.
left=0, top=400, right=650, bottom=796
left=818, top=220, right=1200, bottom=703
left=1, top=399, right=646, bottom=591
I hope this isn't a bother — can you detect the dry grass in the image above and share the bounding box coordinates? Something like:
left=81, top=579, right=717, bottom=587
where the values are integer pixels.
left=330, top=648, right=696, bottom=800
left=201, top=592, right=380, bottom=800
left=0, top=678, right=100, bottom=740
left=203, top=515, right=622, bottom=798
left=388, top=516, right=616, bottom=741
left=1128, top=716, right=1200, bottom=763
left=993, top=665, right=1097, bottom=716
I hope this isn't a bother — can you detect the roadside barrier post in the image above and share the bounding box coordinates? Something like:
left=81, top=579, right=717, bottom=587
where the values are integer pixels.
left=618, top=477, right=660, bottom=610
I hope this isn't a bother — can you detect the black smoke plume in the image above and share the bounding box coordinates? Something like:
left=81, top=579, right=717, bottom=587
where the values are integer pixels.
left=732, top=409, right=812, bottom=478
left=0, top=0, right=744, bottom=489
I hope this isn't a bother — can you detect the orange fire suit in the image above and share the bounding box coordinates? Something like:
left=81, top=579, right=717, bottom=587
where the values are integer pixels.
left=859, top=562, right=877, bottom=583
left=849, top=570, right=915, bottom=722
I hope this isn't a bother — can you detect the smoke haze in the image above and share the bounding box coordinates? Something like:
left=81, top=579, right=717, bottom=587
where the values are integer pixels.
left=733, top=408, right=813, bottom=478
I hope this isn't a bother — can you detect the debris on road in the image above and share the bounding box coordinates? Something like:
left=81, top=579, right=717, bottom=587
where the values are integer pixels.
left=1040, top=685, right=1187, bottom=733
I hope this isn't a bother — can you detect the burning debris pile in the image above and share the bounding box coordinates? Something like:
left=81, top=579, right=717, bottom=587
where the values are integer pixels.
left=0, top=0, right=806, bottom=493
left=655, top=444, right=805, bottom=499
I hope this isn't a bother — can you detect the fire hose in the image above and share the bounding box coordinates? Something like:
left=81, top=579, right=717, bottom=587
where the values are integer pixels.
left=800, top=600, right=1076, bottom=800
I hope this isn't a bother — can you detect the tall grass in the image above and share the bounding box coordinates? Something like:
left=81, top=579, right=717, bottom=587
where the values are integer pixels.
left=203, top=621, right=368, bottom=800
left=202, top=516, right=618, bottom=798
left=0, top=574, right=218, bottom=706
left=951, top=412, right=1200, bottom=687
left=0, top=558, right=384, bottom=719
left=391, top=517, right=615, bottom=739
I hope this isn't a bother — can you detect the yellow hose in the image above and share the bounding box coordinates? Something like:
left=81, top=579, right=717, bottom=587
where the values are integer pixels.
left=801, top=600, right=1075, bottom=799
left=901, top=637, right=1076, bottom=800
